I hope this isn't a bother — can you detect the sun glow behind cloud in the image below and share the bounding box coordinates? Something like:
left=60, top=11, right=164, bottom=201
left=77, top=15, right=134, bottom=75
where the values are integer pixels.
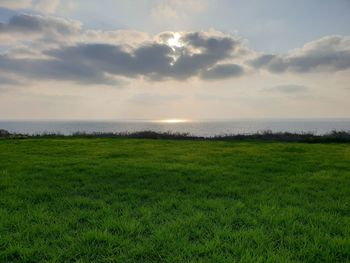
left=167, top=32, right=182, bottom=48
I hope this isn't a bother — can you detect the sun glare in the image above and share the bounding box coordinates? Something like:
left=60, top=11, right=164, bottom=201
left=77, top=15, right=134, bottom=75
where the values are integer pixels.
left=167, top=32, right=182, bottom=48
left=157, top=118, right=189, bottom=123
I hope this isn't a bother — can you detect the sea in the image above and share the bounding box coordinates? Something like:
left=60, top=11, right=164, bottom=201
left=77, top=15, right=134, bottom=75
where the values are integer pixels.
left=1, top=119, right=350, bottom=137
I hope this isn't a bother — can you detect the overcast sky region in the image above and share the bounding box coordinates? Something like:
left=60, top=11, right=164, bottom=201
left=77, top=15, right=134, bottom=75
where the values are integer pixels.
left=0, top=0, right=349, bottom=120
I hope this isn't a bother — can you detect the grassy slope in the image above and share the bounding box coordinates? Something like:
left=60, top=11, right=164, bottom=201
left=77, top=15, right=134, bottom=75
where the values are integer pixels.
left=0, top=138, right=349, bottom=262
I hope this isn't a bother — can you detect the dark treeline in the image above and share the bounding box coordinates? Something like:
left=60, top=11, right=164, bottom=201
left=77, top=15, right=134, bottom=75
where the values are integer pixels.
left=1, top=129, right=350, bottom=143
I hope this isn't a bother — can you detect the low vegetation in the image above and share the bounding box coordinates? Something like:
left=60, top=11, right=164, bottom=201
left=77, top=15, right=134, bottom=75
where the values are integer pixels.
left=1, top=129, right=350, bottom=142
left=0, top=138, right=349, bottom=262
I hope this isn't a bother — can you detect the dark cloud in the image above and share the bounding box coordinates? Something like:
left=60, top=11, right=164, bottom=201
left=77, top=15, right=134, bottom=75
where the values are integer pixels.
left=170, top=32, right=239, bottom=79
left=0, top=53, right=118, bottom=85
left=0, top=75, right=22, bottom=86
left=201, top=64, right=244, bottom=79
left=250, top=54, right=275, bottom=68
left=183, top=32, right=236, bottom=56
left=265, top=85, right=308, bottom=93
left=0, top=14, right=349, bottom=86
left=0, top=13, right=81, bottom=36
left=0, top=30, right=243, bottom=84
left=250, top=36, right=350, bottom=73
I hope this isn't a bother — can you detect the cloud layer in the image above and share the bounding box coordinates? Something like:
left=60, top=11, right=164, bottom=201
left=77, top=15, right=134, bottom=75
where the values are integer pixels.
left=0, top=14, right=246, bottom=84
left=0, top=13, right=349, bottom=86
left=0, top=13, right=81, bottom=41
left=251, top=36, right=350, bottom=73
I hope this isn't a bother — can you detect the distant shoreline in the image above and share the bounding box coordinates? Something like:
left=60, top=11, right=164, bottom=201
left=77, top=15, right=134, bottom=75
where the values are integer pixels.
left=1, top=129, right=350, bottom=143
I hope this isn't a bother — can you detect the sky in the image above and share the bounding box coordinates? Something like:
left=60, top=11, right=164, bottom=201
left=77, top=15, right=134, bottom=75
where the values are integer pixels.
left=0, top=0, right=349, bottom=120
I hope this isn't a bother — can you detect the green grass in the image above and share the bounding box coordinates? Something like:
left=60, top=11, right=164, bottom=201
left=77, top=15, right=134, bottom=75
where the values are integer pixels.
left=0, top=138, right=349, bottom=262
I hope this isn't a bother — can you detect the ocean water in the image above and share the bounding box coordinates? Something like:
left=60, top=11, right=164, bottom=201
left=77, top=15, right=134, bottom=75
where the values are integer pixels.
left=1, top=119, right=350, bottom=137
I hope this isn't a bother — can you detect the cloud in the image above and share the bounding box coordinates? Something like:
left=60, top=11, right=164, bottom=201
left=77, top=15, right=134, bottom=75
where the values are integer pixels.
left=265, top=85, right=308, bottom=93
left=0, top=14, right=349, bottom=87
left=201, top=64, right=244, bottom=79
left=0, top=14, right=148, bottom=46
left=0, top=75, right=22, bottom=86
left=250, top=36, right=350, bottom=73
left=0, top=13, right=81, bottom=45
left=0, top=25, right=245, bottom=84
left=0, top=53, right=119, bottom=85
left=0, top=13, right=81, bottom=35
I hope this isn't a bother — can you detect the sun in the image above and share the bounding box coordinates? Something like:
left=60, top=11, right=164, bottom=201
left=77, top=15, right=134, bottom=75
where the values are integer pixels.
left=167, top=32, right=182, bottom=48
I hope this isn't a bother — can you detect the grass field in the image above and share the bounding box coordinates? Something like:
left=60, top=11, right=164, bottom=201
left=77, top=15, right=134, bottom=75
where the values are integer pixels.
left=0, top=138, right=349, bottom=262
